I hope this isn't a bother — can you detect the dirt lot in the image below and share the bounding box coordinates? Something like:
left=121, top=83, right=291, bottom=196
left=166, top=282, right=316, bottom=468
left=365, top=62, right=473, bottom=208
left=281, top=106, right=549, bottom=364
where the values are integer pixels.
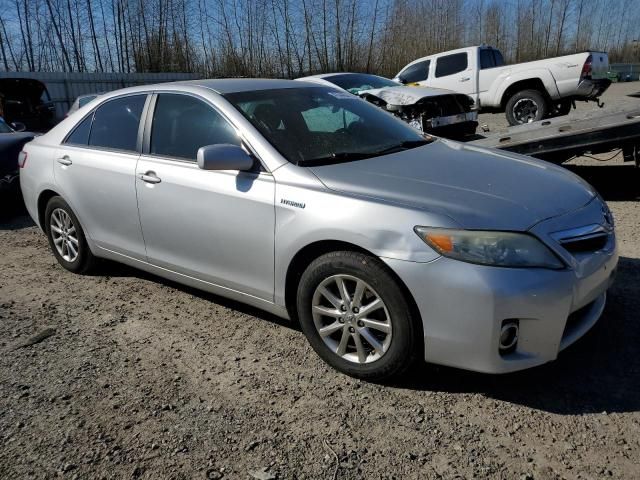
left=1, top=83, right=640, bottom=480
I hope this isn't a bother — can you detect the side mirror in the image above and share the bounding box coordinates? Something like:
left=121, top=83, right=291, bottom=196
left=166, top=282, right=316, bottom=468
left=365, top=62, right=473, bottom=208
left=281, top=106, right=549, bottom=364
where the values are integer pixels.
left=197, top=144, right=254, bottom=171
left=396, top=77, right=408, bottom=85
left=11, top=122, right=26, bottom=132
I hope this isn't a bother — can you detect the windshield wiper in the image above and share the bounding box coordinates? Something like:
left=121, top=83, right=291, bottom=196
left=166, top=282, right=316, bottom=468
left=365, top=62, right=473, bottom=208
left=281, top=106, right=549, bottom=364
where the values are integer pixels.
left=300, top=139, right=432, bottom=166
left=371, top=139, right=431, bottom=156
left=301, top=151, right=378, bottom=166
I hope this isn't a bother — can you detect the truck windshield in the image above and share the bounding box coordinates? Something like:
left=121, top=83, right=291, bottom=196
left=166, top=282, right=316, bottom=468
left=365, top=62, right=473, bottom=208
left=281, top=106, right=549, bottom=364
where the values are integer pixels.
left=225, top=87, right=429, bottom=166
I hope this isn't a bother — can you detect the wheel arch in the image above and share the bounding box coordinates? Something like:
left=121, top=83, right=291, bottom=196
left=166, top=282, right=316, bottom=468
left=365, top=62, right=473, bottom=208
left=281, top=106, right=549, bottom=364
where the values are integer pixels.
left=37, top=189, right=61, bottom=230
left=500, top=78, right=550, bottom=110
left=284, top=240, right=423, bottom=341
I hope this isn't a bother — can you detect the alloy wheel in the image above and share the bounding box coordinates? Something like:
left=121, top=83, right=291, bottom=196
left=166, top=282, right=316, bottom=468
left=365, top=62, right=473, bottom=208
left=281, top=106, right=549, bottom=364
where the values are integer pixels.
left=512, top=98, right=539, bottom=123
left=311, top=274, right=392, bottom=364
left=50, top=208, right=79, bottom=262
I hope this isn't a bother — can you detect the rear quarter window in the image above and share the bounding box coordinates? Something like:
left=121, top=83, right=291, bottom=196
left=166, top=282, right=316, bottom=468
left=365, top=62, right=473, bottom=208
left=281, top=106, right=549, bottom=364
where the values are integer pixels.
left=435, top=53, right=468, bottom=77
left=64, top=113, right=93, bottom=145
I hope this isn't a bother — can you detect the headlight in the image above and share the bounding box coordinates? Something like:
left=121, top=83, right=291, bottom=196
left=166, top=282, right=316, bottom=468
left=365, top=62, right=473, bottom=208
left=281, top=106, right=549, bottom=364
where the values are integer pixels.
left=414, top=227, right=564, bottom=269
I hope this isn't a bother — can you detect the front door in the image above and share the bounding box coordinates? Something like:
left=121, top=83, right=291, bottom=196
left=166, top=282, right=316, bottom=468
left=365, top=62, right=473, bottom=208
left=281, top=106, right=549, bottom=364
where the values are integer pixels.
left=135, top=93, right=275, bottom=301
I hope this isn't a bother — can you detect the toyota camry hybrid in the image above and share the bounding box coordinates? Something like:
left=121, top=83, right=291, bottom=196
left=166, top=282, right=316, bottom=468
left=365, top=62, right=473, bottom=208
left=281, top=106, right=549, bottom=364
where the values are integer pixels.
left=19, top=79, right=618, bottom=381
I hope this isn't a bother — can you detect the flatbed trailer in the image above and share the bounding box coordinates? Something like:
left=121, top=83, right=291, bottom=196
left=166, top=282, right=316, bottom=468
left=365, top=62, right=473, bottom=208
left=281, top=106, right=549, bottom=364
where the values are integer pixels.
left=467, top=108, right=640, bottom=166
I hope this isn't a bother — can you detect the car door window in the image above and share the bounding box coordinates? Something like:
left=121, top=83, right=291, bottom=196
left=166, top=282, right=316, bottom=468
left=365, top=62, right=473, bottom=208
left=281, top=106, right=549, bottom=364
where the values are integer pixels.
left=435, top=53, right=468, bottom=77
left=150, top=94, right=240, bottom=161
left=399, top=60, right=430, bottom=83
left=64, top=113, right=94, bottom=145
left=88, top=95, right=146, bottom=152
left=480, top=49, right=496, bottom=69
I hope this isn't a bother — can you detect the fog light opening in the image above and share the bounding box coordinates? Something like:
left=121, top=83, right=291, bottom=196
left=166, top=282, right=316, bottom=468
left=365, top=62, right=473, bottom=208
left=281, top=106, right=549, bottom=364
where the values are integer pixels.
left=499, top=320, right=519, bottom=354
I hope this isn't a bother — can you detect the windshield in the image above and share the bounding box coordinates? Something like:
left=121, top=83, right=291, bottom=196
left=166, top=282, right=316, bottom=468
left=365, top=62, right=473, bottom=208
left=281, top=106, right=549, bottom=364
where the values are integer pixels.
left=0, top=118, right=12, bottom=133
left=225, top=87, right=429, bottom=165
left=325, top=74, right=400, bottom=94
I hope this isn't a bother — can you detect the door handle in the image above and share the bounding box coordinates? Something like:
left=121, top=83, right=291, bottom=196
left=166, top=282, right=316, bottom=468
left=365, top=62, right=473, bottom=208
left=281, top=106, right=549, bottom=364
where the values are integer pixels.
left=57, top=156, right=72, bottom=166
left=139, top=171, right=161, bottom=184
left=459, top=77, right=470, bottom=82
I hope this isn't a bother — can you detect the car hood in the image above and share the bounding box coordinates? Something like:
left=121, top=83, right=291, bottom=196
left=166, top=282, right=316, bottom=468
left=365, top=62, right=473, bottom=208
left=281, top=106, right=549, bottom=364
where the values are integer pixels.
left=358, top=86, right=458, bottom=106
left=309, top=140, right=596, bottom=231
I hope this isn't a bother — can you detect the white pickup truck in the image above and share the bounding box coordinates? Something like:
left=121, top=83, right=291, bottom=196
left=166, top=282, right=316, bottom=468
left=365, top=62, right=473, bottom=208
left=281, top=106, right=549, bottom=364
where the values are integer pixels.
left=393, top=45, right=611, bottom=125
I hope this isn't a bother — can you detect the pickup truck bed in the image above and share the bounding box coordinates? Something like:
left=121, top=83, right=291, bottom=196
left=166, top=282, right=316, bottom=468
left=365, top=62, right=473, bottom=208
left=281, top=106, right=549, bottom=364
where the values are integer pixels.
left=467, top=107, right=640, bottom=165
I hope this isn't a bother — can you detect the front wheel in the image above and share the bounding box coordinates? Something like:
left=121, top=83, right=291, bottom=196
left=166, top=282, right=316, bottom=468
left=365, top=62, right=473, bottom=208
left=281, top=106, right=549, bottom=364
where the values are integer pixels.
left=505, top=89, right=548, bottom=125
left=296, top=251, right=420, bottom=381
left=45, top=196, right=96, bottom=274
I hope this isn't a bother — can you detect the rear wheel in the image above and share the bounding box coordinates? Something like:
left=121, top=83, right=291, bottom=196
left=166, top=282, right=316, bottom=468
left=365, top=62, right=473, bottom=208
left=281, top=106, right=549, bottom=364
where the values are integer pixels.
left=296, top=251, right=420, bottom=381
left=45, top=196, right=96, bottom=274
left=505, top=89, right=548, bottom=125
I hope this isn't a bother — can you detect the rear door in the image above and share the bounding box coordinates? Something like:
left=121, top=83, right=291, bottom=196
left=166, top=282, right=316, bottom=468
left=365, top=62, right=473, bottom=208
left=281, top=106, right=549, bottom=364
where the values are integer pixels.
left=429, top=52, right=477, bottom=101
left=135, top=92, right=275, bottom=301
left=53, top=94, right=149, bottom=259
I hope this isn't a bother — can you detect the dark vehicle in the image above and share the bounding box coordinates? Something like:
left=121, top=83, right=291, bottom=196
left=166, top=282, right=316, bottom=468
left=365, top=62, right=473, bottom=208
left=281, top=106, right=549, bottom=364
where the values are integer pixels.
left=0, top=119, right=35, bottom=197
left=0, top=78, right=56, bottom=132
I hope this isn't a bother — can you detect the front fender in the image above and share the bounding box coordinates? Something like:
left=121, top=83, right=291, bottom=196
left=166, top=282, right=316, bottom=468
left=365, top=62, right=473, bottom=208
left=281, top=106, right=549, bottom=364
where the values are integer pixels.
left=272, top=173, right=457, bottom=306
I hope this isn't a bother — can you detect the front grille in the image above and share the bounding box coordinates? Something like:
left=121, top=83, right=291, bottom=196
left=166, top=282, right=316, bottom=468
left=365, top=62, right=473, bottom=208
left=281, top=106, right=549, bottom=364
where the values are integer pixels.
left=560, top=233, right=608, bottom=254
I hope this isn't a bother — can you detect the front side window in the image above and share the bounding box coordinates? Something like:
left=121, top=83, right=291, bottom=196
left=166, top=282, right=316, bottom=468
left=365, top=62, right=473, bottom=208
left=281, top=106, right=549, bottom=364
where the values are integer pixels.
left=150, top=94, right=240, bottom=160
left=398, top=61, right=430, bottom=84
left=435, top=53, right=468, bottom=77
left=88, top=95, right=146, bottom=152
left=65, top=113, right=93, bottom=145
left=226, top=87, right=428, bottom=165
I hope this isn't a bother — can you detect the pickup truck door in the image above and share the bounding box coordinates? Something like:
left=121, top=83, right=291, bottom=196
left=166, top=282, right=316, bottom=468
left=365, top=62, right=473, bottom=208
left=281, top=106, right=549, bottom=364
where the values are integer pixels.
left=427, top=52, right=478, bottom=104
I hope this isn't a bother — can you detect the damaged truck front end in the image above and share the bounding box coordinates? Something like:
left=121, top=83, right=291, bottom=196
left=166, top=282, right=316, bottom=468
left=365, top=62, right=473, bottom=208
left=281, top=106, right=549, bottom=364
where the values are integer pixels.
left=359, top=87, right=478, bottom=139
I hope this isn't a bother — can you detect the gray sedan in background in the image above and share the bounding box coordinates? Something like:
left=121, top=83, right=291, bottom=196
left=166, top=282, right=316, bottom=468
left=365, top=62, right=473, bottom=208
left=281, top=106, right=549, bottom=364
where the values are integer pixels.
left=19, top=79, right=617, bottom=381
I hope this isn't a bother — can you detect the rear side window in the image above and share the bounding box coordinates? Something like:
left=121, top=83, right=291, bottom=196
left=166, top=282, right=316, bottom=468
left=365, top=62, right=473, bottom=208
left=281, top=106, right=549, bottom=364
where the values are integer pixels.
left=65, top=114, right=93, bottom=145
left=150, top=94, right=240, bottom=160
left=398, top=60, right=430, bottom=83
left=435, top=53, right=468, bottom=77
left=88, top=95, right=146, bottom=152
left=480, top=49, right=495, bottom=69
left=481, top=49, right=505, bottom=69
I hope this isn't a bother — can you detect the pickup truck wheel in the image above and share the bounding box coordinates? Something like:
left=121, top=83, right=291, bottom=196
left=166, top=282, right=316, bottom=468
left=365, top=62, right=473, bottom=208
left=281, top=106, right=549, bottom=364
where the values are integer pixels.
left=296, top=251, right=420, bottom=382
left=505, top=89, right=548, bottom=125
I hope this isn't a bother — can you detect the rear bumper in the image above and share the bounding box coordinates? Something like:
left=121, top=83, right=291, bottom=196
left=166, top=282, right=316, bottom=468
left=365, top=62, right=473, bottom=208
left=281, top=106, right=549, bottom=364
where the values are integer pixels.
left=575, top=78, right=611, bottom=99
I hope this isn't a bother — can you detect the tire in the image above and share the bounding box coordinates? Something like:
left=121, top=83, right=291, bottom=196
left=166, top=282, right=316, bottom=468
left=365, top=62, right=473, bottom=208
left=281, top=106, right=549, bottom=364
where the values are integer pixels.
left=554, top=99, right=573, bottom=117
left=505, top=89, right=548, bottom=126
left=45, top=196, right=96, bottom=274
left=296, top=251, right=420, bottom=381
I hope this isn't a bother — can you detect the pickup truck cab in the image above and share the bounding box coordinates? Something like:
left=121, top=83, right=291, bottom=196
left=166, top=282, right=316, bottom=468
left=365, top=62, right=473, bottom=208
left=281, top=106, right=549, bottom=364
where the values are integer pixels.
left=394, top=45, right=611, bottom=125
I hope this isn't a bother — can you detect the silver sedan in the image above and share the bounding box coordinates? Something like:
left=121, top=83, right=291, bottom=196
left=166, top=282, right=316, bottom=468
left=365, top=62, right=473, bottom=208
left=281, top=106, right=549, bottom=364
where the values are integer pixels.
left=19, top=79, right=618, bottom=381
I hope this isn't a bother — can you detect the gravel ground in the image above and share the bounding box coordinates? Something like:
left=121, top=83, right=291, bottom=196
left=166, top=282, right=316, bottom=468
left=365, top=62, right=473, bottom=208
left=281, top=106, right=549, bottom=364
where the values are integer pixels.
left=1, top=83, right=640, bottom=480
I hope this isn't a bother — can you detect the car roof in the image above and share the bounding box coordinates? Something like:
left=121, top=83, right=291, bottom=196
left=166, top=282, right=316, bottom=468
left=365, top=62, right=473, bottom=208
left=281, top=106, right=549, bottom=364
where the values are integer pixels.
left=93, top=78, right=320, bottom=100
left=182, top=78, right=316, bottom=94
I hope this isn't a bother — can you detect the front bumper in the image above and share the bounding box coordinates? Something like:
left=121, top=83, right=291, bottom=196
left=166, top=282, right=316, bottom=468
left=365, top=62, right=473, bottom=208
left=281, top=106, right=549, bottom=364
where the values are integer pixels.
left=384, top=201, right=618, bottom=373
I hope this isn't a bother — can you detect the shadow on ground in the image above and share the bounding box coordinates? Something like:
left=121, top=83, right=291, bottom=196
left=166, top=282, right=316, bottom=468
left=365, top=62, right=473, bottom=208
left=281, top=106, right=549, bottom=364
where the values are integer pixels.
left=565, top=163, right=640, bottom=201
